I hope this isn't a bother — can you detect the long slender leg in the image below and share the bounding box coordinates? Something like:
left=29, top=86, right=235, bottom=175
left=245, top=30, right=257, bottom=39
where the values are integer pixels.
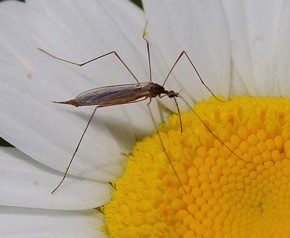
left=178, top=95, right=246, bottom=162
left=51, top=96, right=152, bottom=193
left=162, top=51, right=223, bottom=102
left=147, top=99, right=186, bottom=193
left=51, top=106, right=99, bottom=194
left=38, top=48, right=140, bottom=83
left=142, top=23, right=152, bottom=83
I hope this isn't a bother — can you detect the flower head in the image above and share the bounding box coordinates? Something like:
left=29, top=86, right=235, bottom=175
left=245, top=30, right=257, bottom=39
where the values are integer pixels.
left=1, top=0, right=290, bottom=237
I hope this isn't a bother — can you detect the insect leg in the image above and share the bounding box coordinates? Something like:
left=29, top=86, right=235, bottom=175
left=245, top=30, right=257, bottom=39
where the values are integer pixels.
left=178, top=94, right=246, bottom=162
left=37, top=48, right=140, bottom=83
left=51, top=106, right=99, bottom=194
left=142, top=24, right=152, bottom=83
left=162, top=51, right=223, bottom=102
left=147, top=99, right=186, bottom=193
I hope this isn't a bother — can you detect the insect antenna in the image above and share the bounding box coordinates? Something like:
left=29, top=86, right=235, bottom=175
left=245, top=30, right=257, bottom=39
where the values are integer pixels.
left=173, top=96, right=183, bottom=133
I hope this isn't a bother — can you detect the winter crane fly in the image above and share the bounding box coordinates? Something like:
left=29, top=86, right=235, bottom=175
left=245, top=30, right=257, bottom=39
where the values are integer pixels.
left=38, top=27, right=221, bottom=194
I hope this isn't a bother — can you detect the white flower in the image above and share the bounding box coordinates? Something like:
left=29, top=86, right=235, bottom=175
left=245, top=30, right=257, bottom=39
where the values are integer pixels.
left=1, top=0, right=290, bottom=237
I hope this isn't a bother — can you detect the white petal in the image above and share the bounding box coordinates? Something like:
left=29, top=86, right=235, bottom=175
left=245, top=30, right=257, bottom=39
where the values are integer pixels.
left=221, top=0, right=285, bottom=96
left=143, top=0, right=232, bottom=109
left=0, top=147, right=112, bottom=210
left=0, top=0, right=159, bottom=184
left=275, top=0, right=290, bottom=96
left=0, top=206, right=106, bottom=238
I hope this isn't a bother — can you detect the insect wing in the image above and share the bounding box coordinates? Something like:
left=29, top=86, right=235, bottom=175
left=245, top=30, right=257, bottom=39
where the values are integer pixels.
left=75, top=82, right=151, bottom=106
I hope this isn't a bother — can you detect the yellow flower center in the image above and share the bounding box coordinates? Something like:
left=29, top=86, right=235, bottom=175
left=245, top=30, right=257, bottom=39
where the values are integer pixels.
left=101, top=95, right=290, bottom=237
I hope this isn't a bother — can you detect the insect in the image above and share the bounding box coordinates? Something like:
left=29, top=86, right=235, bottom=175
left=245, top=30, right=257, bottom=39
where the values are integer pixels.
left=38, top=28, right=222, bottom=194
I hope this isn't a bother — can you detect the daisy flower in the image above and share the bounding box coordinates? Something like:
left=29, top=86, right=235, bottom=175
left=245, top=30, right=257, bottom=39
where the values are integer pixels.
left=1, top=0, right=290, bottom=237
